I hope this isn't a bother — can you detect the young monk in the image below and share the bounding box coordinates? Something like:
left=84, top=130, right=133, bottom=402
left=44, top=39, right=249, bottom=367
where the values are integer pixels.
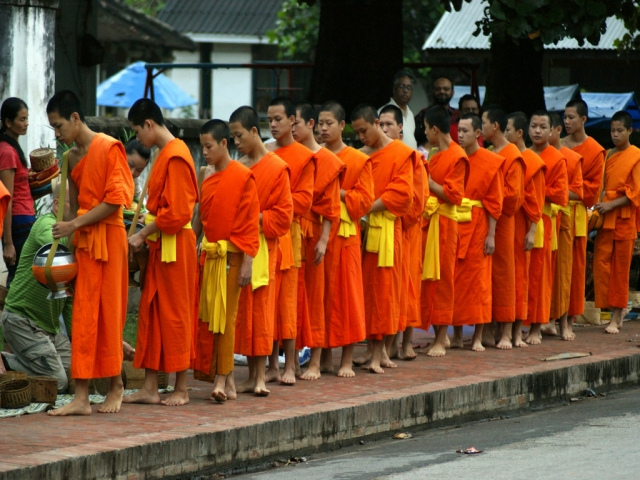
left=593, top=111, right=640, bottom=334
left=293, top=101, right=344, bottom=380
left=264, top=97, right=314, bottom=386
left=231, top=106, right=293, bottom=395
left=451, top=114, right=504, bottom=351
left=352, top=104, right=413, bottom=373
left=481, top=105, right=525, bottom=349
left=526, top=110, right=568, bottom=344
left=505, top=112, right=546, bottom=348
left=319, top=101, right=373, bottom=377
left=378, top=104, right=426, bottom=360
left=192, top=120, right=260, bottom=402
left=125, top=99, right=198, bottom=406
left=47, top=90, right=133, bottom=415
left=562, top=99, right=605, bottom=338
left=421, top=105, right=469, bottom=357
left=548, top=113, right=583, bottom=340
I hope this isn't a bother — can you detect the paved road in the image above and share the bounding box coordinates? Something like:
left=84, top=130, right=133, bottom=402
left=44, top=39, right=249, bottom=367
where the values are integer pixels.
left=234, top=388, right=640, bottom=480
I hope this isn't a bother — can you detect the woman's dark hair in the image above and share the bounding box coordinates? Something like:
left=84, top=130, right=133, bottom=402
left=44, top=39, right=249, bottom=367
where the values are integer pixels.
left=125, top=139, right=151, bottom=161
left=0, top=97, right=28, bottom=168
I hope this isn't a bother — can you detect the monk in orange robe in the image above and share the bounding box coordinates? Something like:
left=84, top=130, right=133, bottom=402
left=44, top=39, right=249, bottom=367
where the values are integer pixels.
left=319, top=101, right=373, bottom=378
left=451, top=114, right=504, bottom=351
left=264, top=97, right=315, bottom=386
left=594, top=111, right=640, bottom=334
left=0, top=182, right=10, bottom=238
left=505, top=112, right=546, bottom=348
left=293, top=101, right=344, bottom=381
left=548, top=113, right=583, bottom=340
left=481, top=106, right=525, bottom=349
left=124, top=99, right=198, bottom=406
left=421, top=105, right=469, bottom=357
left=47, top=90, right=133, bottom=415
left=192, top=120, right=260, bottom=402
left=352, top=104, right=412, bottom=373
left=231, top=106, right=293, bottom=396
left=378, top=104, right=426, bottom=361
left=562, top=99, right=605, bottom=340
left=526, top=110, right=568, bottom=344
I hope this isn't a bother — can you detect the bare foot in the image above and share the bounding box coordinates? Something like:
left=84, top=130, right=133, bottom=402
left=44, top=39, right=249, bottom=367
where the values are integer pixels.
left=380, top=348, right=397, bottom=368
left=470, top=337, right=485, bottom=352
left=368, top=364, right=384, bottom=374
left=295, top=362, right=302, bottom=377
left=122, top=388, right=161, bottom=404
left=426, top=343, right=446, bottom=357
left=337, top=366, right=355, bottom=378
left=280, top=366, right=296, bottom=385
left=525, top=332, right=542, bottom=345
left=352, top=353, right=371, bottom=366
left=560, top=324, right=576, bottom=341
left=513, top=338, right=528, bottom=348
left=225, top=376, right=237, bottom=400
left=254, top=385, right=270, bottom=396
left=387, top=338, right=399, bottom=360
left=496, top=338, right=513, bottom=350
left=320, top=362, right=334, bottom=374
left=211, top=390, right=227, bottom=403
left=443, top=335, right=451, bottom=349
left=98, top=384, right=124, bottom=413
left=400, top=345, right=417, bottom=361
left=512, top=321, right=528, bottom=348
left=604, top=323, right=620, bottom=334
left=48, top=397, right=92, bottom=416
left=265, top=367, right=281, bottom=383
left=481, top=326, right=495, bottom=348
left=449, top=328, right=464, bottom=349
left=540, top=323, right=558, bottom=336
left=300, top=364, right=321, bottom=381
left=161, top=389, right=189, bottom=406
left=236, top=379, right=257, bottom=393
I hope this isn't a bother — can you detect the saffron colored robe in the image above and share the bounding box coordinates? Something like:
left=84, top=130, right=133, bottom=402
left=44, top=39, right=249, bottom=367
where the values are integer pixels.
left=0, top=181, right=10, bottom=238
left=453, top=148, right=504, bottom=326
left=323, top=147, right=373, bottom=348
left=594, top=146, right=640, bottom=309
left=492, top=143, right=525, bottom=322
left=362, top=140, right=413, bottom=340
left=569, top=137, right=605, bottom=316
left=421, top=142, right=469, bottom=329
left=135, top=139, right=198, bottom=373
left=527, top=145, right=568, bottom=325
left=193, top=161, right=260, bottom=379
left=235, top=153, right=293, bottom=356
left=274, top=142, right=315, bottom=342
left=71, top=133, right=133, bottom=379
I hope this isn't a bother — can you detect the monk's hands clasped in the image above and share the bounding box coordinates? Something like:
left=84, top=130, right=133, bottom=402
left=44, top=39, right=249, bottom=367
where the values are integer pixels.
left=52, top=220, right=77, bottom=240
left=128, top=233, right=145, bottom=261
left=593, top=201, right=614, bottom=215
left=238, top=256, right=253, bottom=288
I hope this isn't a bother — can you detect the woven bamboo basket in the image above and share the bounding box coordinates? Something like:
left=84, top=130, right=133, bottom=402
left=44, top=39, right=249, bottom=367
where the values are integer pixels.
left=0, top=379, right=32, bottom=409
left=158, top=371, right=169, bottom=389
left=29, top=148, right=56, bottom=172
left=28, top=376, right=58, bottom=403
left=122, top=361, right=144, bottom=390
left=0, top=371, right=28, bottom=384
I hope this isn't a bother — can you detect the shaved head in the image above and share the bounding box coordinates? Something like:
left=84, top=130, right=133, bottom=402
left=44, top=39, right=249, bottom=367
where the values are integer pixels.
left=350, top=104, right=378, bottom=125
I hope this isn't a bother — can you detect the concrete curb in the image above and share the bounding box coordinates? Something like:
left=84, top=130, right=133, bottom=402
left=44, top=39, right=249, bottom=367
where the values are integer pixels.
left=2, top=351, right=638, bottom=480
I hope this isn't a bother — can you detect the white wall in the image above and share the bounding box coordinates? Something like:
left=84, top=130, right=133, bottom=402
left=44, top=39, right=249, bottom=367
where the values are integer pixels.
left=211, top=44, right=252, bottom=120
left=168, top=50, right=201, bottom=118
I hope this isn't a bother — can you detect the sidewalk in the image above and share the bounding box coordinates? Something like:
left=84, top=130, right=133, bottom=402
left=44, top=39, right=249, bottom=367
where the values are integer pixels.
left=1, top=322, right=639, bottom=480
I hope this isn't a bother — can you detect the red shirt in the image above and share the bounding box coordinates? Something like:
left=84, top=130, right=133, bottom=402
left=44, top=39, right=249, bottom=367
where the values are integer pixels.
left=0, top=141, right=35, bottom=216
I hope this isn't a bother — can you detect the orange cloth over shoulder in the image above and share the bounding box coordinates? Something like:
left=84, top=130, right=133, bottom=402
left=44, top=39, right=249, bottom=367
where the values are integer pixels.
left=453, top=147, right=504, bottom=326
left=362, top=140, right=413, bottom=340
left=235, top=152, right=293, bottom=357
left=421, top=141, right=468, bottom=330
left=70, top=133, right=133, bottom=379
left=0, top=181, right=10, bottom=238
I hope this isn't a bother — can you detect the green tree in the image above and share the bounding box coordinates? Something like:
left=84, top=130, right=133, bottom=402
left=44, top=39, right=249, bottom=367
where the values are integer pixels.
left=123, top=0, right=166, bottom=16
left=267, top=0, right=320, bottom=61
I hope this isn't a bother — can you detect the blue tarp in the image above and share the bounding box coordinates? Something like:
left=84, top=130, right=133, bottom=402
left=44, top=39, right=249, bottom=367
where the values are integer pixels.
left=97, top=61, right=197, bottom=110
left=582, top=92, right=640, bottom=129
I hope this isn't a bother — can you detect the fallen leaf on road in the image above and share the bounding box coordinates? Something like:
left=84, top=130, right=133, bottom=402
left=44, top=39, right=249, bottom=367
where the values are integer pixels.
left=393, top=432, right=413, bottom=439
left=543, top=352, right=592, bottom=362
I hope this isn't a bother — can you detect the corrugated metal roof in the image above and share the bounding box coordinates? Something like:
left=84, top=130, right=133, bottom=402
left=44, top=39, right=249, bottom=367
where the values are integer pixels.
left=158, top=0, right=282, bottom=37
left=423, top=0, right=628, bottom=51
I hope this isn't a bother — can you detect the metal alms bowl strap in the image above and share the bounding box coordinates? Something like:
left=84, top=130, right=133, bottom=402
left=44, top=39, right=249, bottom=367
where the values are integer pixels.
left=43, top=150, right=69, bottom=293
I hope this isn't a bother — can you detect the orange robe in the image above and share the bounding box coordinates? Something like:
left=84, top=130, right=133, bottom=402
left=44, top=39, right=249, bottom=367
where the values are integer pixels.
left=235, top=153, right=293, bottom=356
left=421, top=142, right=468, bottom=330
left=527, top=146, right=568, bottom=325
left=274, top=142, right=315, bottom=342
left=515, top=150, right=545, bottom=320
left=550, top=147, right=583, bottom=319
left=0, top=181, right=10, bottom=238
left=193, top=161, right=260, bottom=379
left=135, top=139, right=198, bottom=373
left=362, top=140, right=413, bottom=340
left=324, top=147, right=373, bottom=348
left=594, top=146, right=640, bottom=309
left=492, top=143, right=525, bottom=322
left=70, top=133, right=133, bottom=379
left=569, top=138, right=605, bottom=316
left=296, top=147, right=344, bottom=349
left=453, top=148, right=504, bottom=326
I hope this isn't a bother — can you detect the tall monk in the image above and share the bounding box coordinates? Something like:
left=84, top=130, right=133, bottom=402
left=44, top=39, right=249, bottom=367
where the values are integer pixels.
left=422, top=106, right=469, bottom=357
left=231, top=106, right=293, bottom=396
left=319, top=101, right=373, bottom=377
left=505, top=112, right=546, bottom=348
left=526, top=110, right=568, bottom=344
left=125, top=99, right=198, bottom=406
left=548, top=113, right=583, bottom=340
left=192, top=120, right=260, bottom=403
left=481, top=106, right=525, bottom=349
left=378, top=104, right=426, bottom=360
left=293, top=101, right=344, bottom=380
left=451, top=114, right=504, bottom=352
left=264, top=97, right=314, bottom=386
left=593, top=111, right=640, bottom=334
left=47, top=90, right=133, bottom=415
left=352, top=104, right=412, bottom=373
left=562, top=99, right=605, bottom=339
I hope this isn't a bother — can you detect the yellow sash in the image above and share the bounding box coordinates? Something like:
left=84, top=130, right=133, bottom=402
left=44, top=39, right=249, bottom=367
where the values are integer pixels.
left=338, top=201, right=357, bottom=238
left=569, top=200, right=587, bottom=237
left=533, top=218, right=544, bottom=248
left=252, top=230, right=270, bottom=290
left=422, top=196, right=458, bottom=280
left=542, top=203, right=561, bottom=251
left=365, top=210, right=396, bottom=267
left=456, top=198, right=484, bottom=223
left=145, top=214, right=192, bottom=263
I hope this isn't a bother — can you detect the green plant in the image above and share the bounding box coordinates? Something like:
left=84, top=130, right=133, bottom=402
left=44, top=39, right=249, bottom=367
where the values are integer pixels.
left=266, top=0, right=320, bottom=61
left=120, top=127, right=136, bottom=144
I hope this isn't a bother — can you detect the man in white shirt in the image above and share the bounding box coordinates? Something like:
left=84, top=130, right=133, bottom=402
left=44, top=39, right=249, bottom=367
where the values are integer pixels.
left=378, top=69, right=417, bottom=149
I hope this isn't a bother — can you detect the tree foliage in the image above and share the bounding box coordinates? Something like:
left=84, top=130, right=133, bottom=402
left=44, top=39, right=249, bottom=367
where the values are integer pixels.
left=123, top=0, right=166, bottom=16
left=266, top=0, right=320, bottom=61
